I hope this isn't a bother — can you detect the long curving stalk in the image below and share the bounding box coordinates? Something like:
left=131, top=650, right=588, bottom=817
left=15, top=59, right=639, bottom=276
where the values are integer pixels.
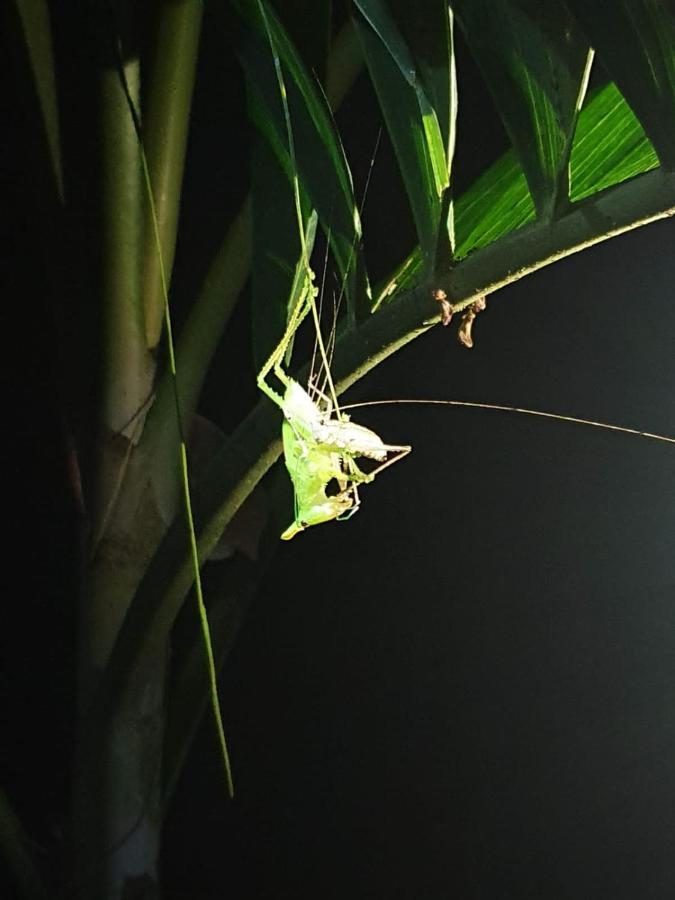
left=90, top=165, right=675, bottom=739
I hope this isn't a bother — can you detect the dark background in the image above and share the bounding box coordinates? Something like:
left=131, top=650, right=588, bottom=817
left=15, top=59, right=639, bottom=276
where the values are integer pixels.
left=5, top=7, right=675, bottom=898
left=163, top=220, right=675, bottom=900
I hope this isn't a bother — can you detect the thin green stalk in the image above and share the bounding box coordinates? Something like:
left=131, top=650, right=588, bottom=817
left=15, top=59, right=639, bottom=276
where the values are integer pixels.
left=162, top=556, right=264, bottom=808
left=115, top=39, right=234, bottom=797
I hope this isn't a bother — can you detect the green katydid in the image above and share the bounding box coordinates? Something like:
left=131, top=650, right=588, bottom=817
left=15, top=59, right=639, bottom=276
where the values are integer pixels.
left=255, top=0, right=410, bottom=540
left=254, top=0, right=675, bottom=542
left=256, top=228, right=411, bottom=541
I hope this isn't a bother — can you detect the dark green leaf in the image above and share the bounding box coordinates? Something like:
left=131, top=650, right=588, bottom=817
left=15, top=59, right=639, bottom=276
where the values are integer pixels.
left=237, top=0, right=368, bottom=320
left=375, top=79, right=660, bottom=305
left=274, top=0, right=332, bottom=86
left=566, top=0, right=675, bottom=170
left=11, top=0, right=63, bottom=202
left=353, top=0, right=453, bottom=268
left=386, top=0, right=457, bottom=165
left=453, top=0, right=591, bottom=219
left=457, top=80, right=659, bottom=253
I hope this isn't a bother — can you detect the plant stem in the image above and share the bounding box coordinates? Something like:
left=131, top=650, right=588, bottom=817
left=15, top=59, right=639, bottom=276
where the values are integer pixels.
left=89, top=165, right=675, bottom=737
left=99, top=46, right=153, bottom=440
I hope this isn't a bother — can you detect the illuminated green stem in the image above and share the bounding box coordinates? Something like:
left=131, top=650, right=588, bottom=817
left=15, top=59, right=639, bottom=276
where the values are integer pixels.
left=127, top=34, right=234, bottom=796
left=87, top=165, right=675, bottom=734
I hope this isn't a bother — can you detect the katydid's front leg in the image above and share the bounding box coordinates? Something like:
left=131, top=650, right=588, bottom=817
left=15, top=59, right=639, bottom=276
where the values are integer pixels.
left=342, top=455, right=372, bottom=484
left=257, top=253, right=320, bottom=403
left=256, top=272, right=315, bottom=406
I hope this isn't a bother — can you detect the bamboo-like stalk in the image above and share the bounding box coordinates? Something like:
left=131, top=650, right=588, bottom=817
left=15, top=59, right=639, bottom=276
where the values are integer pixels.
left=99, top=61, right=152, bottom=441
left=76, top=4, right=205, bottom=896
left=142, top=0, right=203, bottom=349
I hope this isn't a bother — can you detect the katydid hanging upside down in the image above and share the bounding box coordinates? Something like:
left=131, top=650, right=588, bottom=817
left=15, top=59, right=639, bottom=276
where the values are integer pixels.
left=256, top=262, right=411, bottom=540
left=253, top=0, right=409, bottom=539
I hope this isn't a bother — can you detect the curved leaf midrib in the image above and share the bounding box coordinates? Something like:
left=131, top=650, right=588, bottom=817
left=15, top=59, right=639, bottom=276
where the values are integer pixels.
left=100, top=166, right=675, bottom=727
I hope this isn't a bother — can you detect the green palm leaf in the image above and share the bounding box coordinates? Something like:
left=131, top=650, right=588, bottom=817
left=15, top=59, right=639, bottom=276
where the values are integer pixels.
left=567, top=0, right=675, bottom=170
left=453, top=0, right=591, bottom=220
left=353, top=0, right=454, bottom=269
left=237, top=0, right=368, bottom=324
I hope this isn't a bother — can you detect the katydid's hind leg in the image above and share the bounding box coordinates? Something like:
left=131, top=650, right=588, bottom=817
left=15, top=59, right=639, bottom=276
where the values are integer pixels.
left=257, top=276, right=314, bottom=403
left=338, top=444, right=411, bottom=485
left=342, top=455, right=372, bottom=485
left=256, top=340, right=288, bottom=408
left=362, top=444, right=411, bottom=480
left=256, top=370, right=284, bottom=409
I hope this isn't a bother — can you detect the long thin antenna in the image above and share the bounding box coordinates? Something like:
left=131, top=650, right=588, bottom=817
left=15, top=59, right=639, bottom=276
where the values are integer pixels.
left=339, top=399, right=675, bottom=445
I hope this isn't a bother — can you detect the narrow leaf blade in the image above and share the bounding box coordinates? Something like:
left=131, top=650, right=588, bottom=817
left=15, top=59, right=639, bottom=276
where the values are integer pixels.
left=453, top=0, right=591, bottom=219
left=375, top=78, right=661, bottom=306
left=567, top=0, right=675, bottom=170
left=353, top=0, right=452, bottom=269
left=237, top=0, right=367, bottom=321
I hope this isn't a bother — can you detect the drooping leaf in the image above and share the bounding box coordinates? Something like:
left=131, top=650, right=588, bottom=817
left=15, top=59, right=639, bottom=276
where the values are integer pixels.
left=386, top=0, right=458, bottom=256
left=237, top=0, right=368, bottom=321
left=275, top=0, right=332, bottom=87
left=374, top=79, right=660, bottom=305
left=454, top=79, right=659, bottom=254
left=386, top=0, right=457, bottom=166
left=453, top=0, right=591, bottom=220
left=353, top=0, right=453, bottom=269
left=11, top=0, right=63, bottom=202
left=567, top=0, right=675, bottom=170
